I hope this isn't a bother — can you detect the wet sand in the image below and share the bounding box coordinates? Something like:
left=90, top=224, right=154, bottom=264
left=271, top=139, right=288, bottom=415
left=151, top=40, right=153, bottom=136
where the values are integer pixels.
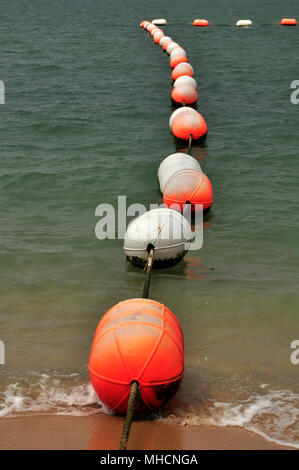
left=0, top=415, right=291, bottom=450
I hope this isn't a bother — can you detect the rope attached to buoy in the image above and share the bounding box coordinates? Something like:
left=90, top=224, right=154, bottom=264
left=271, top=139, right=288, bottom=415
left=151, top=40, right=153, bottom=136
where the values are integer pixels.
left=119, top=381, right=139, bottom=450
left=188, top=134, right=193, bottom=154
left=143, top=247, right=154, bottom=298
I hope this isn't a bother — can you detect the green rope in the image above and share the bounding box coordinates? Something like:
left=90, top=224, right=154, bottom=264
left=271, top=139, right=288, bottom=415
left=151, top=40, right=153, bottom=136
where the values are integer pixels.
left=142, top=248, right=154, bottom=299
left=188, top=134, right=193, bottom=154
left=119, top=381, right=139, bottom=450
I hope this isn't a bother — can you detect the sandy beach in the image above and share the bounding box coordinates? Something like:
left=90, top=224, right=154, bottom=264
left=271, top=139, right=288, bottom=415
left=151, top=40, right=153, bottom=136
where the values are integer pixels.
left=0, top=415, right=291, bottom=450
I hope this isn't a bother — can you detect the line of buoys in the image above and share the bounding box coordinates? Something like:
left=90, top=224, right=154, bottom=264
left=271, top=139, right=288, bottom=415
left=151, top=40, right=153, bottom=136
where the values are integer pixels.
left=145, top=18, right=298, bottom=27
left=89, top=20, right=212, bottom=450
left=141, top=20, right=213, bottom=210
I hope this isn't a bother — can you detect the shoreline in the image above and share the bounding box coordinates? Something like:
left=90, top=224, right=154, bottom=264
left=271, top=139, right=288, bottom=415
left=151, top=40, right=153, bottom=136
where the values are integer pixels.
left=0, top=415, right=293, bottom=450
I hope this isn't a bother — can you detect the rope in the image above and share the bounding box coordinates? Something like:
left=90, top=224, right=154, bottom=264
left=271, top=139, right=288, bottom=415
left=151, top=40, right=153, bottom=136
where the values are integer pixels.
left=119, top=381, right=139, bottom=450
left=188, top=134, right=193, bottom=154
left=142, top=247, right=154, bottom=299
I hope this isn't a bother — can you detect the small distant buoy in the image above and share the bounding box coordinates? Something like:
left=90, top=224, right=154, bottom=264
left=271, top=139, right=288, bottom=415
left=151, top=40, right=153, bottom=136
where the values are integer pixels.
left=89, top=298, right=184, bottom=414
left=172, top=62, right=194, bottom=80
left=153, top=31, right=164, bottom=44
left=174, top=75, right=197, bottom=89
left=163, top=169, right=213, bottom=212
left=158, top=153, right=202, bottom=193
left=151, top=27, right=161, bottom=36
left=152, top=19, right=167, bottom=26
left=159, top=36, right=172, bottom=46
left=142, top=21, right=150, bottom=30
left=140, top=21, right=146, bottom=28
left=147, top=24, right=157, bottom=33
left=170, top=54, right=188, bottom=69
left=171, top=109, right=207, bottom=141
left=169, top=106, right=197, bottom=129
left=162, top=39, right=173, bottom=51
left=124, top=208, right=192, bottom=268
left=171, top=84, right=197, bottom=105
left=281, top=18, right=297, bottom=26
left=193, top=19, right=209, bottom=27
left=236, top=19, right=253, bottom=27
left=166, top=42, right=180, bottom=54
left=170, top=47, right=187, bottom=58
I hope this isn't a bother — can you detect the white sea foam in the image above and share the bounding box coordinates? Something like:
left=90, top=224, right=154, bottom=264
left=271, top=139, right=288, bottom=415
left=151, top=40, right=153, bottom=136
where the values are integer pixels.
left=0, top=373, right=112, bottom=418
left=1, top=373, right=298, bottom=449
left=160, top=389, right=299, bottom=449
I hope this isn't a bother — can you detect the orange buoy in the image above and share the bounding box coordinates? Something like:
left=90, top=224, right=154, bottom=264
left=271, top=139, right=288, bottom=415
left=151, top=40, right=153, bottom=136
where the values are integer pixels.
left=172, top=62, right=194, bottom=80
left=170, top=54, right=188, bottom=68
left=193, top=19, right=209, bottom=27
left=89, top=298, right=184, bottom=414
left=163, top=169, right=213, bottom=212
left=281, top=18, right=297, bottom=26
left=171, top=108, right=207, bottom=141
left=154, top=31, right=164, bottom=44
left=140, top=21, right=146, bottom=28
left=171, top=84, right=197, bottom=105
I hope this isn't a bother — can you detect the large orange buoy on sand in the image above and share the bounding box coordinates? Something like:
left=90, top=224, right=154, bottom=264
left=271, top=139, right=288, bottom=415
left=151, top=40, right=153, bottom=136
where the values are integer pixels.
left=171, top=84, right=197, bottom=105
left=171, top=108, right=207, bottom=141
left=193, top=19, right=209, bottom=27
left=89, top=298, right=184, bottom=415
left=163, top=169, right=213, bottom=212
left=170, top=54, right=188, bottom=68
left=281, top=18, right=297, bottom=26
left=172, top=62, right=194, bottom=81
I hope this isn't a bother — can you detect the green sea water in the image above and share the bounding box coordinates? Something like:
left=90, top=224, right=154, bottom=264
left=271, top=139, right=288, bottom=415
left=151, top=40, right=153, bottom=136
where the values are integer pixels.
left=0, top=0, right=298, bottom=448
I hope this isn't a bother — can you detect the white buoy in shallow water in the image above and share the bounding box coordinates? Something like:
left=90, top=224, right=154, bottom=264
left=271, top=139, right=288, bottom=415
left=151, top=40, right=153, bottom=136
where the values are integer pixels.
left=169, top=106, right=197, bottom=130
left=158, top=153, right=202, bottom=193
left=152, top=18, right=167, bottom=25
left=236, top=19, right=253, bottom=27
left=174, top=76, right=197, bottom=89
left=124, top=208, right=192, bottom=268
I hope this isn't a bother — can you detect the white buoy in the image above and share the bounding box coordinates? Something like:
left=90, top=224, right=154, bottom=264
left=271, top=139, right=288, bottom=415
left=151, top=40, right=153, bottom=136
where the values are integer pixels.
left=169, top=106, right=197, bottom=130
left=124, top=208, right=192, bottom=268
left=159, top=36, right=172, bottom=46
left=236, top=19, right=253, bottom=27
left=170, top=47, right=187, bottom=58
left=166, top=42, right=179, bottom=54
left=174, top=76, right=197, bottom=89
left=158, top=153, right=202, bottom=193
left=152, top=19, right=167, bottom=25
